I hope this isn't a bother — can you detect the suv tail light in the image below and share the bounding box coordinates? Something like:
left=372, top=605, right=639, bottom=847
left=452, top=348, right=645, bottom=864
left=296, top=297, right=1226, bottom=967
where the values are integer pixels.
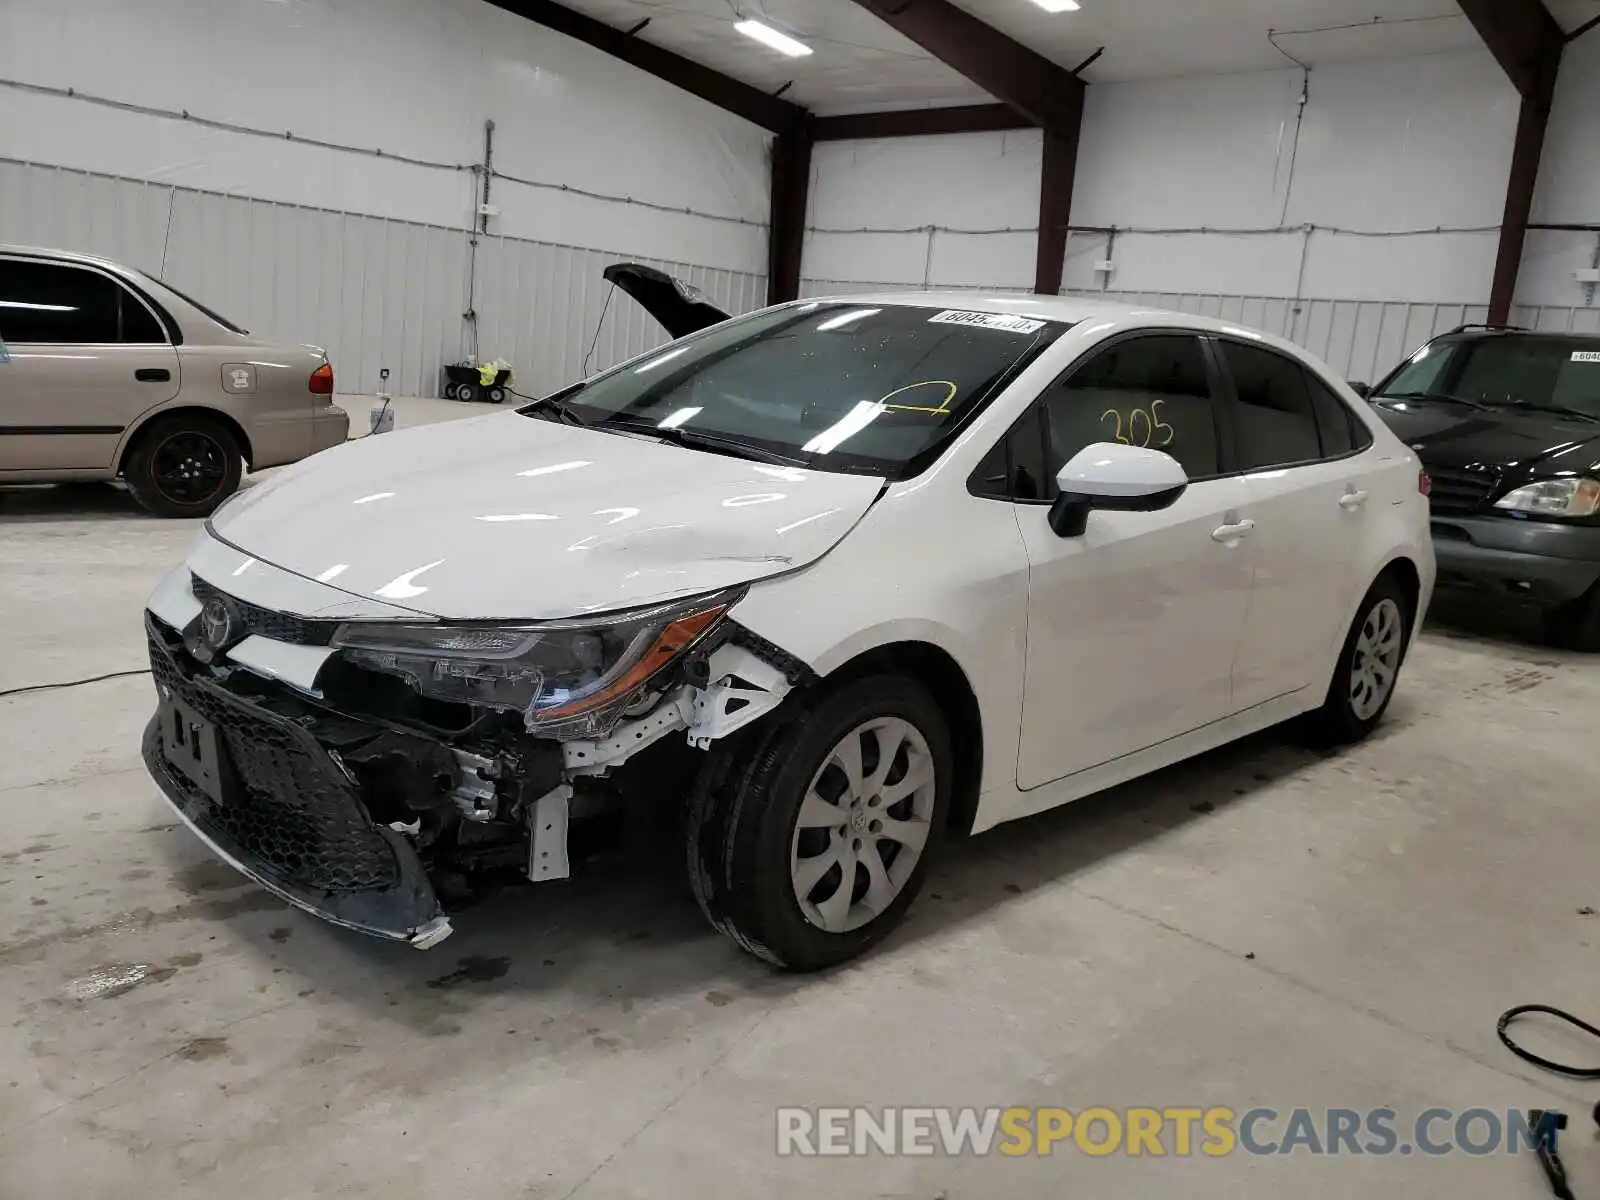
left=310, top=362, right=334, bottom=395
left=1418, top=470, right=1432, bottom=497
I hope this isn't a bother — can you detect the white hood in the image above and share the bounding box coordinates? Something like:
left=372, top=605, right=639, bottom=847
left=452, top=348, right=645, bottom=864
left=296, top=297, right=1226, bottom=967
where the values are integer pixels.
left=212, top=412, right=884, bottom=620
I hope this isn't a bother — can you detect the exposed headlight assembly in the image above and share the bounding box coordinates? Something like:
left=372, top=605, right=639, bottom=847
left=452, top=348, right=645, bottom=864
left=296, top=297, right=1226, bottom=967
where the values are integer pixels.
left=331, top=587, right=743, bottom=739
left=1493, top=476, right=1600, bottom=518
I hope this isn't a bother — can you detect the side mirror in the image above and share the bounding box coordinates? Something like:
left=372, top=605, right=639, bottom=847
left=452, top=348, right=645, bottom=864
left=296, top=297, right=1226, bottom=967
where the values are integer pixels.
left=1348, top=381, right=1372, bottom=399
left=1048, top=443, right=1188, bottom=537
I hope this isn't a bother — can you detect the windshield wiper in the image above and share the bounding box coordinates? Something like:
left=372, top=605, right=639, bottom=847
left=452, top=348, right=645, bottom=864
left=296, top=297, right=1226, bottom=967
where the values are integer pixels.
left=1481, top=399, right=1600, bottom=424
left=1381, top=390, right=1491, bottom=411
left=524, top=394, right=589, bottom=425
left=600, top=417, right=810, bottom=466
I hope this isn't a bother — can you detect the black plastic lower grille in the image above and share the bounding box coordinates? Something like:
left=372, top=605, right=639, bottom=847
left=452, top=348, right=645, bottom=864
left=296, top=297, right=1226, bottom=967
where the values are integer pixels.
left=190, top=574, right=338, bottom=647
left=148, top=629, right=398, bottom=894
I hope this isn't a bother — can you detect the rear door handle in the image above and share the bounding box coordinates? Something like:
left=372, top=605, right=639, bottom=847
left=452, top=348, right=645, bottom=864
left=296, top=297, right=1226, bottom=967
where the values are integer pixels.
left=135, top=368, right=171, bottom=383
left=1211, top=519, right=1255, bottom=543
left=1339, top=489, right=1370, bottom=510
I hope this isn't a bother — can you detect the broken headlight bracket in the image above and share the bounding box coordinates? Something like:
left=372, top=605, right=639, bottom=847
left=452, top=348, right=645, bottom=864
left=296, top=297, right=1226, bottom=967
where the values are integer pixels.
left=560, top=641, right=794, bottom=776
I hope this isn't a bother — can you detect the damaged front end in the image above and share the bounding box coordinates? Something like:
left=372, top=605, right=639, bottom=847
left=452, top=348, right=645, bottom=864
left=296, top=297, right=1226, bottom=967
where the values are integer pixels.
left=141, top=579, right=800, bottom=948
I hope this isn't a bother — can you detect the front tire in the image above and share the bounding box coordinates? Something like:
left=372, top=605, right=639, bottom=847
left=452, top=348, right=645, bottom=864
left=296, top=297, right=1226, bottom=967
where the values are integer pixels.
left=1305, top=574, right=1410, bottom=744
left=455, top=382, right=478, bottom=404
left=1542, top=583, right=1600, bottom=652
left=687, top=674, right=952, bottom=971
left=124, top=414, right=243, bottom=518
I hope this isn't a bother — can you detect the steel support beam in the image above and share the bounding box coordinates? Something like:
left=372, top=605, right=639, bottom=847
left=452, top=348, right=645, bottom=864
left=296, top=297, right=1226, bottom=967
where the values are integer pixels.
left=813, top=103, right=1032, bottom=141
left=842, top=0, right=1087, bottom=293
left=845, top=0, right=1085, bottom=137
left=1456, top=0, right=1566, bottom=323
left=768, top=124, right=813, bottom=304
left=483, top=0, right=805, bottom=135
left=1035, top=120, right=1081, bottom=296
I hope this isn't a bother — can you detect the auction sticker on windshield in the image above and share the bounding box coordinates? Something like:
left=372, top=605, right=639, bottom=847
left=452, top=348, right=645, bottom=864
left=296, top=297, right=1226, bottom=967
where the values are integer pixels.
left=928, top=310, right=1046, bottom=335
left=1572, top=351, right=1600, bottom=363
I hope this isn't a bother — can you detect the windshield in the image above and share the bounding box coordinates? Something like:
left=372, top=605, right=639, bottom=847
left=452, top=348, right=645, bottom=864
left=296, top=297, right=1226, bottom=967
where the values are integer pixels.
left=526, top=302, right=1066, bottom=477
left=1377, top=336, right=1600, bottom=419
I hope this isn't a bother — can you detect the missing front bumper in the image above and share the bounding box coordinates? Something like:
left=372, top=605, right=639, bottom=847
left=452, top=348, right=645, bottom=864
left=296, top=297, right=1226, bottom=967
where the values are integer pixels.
left=141, top=619, right=451, bottom=948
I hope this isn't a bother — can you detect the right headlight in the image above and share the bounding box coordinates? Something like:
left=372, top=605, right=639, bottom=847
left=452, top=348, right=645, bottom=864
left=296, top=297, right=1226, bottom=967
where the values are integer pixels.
left=330, top=586, right=742, bottom=739
left=1493, top=477, right=1600, bottom=519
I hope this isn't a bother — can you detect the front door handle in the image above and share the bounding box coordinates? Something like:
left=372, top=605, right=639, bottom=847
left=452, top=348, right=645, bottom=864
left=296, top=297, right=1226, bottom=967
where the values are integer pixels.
left=1211, top=519, right=1255, bottom=543
left=1339, top=489, right=1369, bottom=510
left=135, top=368, right=171, bottom=383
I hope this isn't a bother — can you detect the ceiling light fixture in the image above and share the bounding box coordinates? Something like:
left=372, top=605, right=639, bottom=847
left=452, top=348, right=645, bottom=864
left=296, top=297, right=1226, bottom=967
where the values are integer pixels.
left=1026, top=0, right=1080, bottom=12
left=735, top=18, right=813, bottom=57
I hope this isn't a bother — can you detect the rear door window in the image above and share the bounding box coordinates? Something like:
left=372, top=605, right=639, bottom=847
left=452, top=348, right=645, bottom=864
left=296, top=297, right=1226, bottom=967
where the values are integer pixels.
left=1220, top=341, right=1322, bottom=469
left=1305, top=371, right=1357, bottom=457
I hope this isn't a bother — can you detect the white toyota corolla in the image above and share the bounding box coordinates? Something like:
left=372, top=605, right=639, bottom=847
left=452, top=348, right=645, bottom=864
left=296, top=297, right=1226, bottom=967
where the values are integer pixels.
left=142, top=271, right=1434, bottom=969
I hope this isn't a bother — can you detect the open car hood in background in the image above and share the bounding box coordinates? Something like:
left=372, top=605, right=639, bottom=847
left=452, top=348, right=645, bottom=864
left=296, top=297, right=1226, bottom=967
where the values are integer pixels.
left=603, top=262, right=733, bottom=339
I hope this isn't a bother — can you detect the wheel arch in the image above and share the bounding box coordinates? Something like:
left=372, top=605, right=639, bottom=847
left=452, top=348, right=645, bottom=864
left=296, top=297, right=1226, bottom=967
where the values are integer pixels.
left=818, top=639, right=985, bottom=838
left=1376, top=555, right=1422, bottom=631
left=117, top=406, right=255, bottom=474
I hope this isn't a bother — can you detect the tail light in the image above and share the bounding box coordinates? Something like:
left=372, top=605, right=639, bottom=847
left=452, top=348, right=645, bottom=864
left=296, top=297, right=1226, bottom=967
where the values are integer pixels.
left=1418, top=470, right=1432, bottom=497
left=309, top=362, right=334, bottom=395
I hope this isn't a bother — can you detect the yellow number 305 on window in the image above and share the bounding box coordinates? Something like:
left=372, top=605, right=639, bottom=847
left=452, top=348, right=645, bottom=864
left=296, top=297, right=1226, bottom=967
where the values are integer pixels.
left=1100, top=399, right=1175, bottom=449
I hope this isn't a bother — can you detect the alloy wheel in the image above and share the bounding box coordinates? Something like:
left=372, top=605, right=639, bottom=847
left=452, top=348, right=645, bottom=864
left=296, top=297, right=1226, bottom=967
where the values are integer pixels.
left=152, top=431, right=227, bottom=506
left=789, top=717, right=938, bottom=934
left=1349, top=597, right=1403, bottom=721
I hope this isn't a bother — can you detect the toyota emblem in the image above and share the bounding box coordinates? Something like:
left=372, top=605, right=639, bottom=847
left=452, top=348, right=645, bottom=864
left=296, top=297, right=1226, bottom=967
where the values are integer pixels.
left=199, top=596, right=239, bottom=653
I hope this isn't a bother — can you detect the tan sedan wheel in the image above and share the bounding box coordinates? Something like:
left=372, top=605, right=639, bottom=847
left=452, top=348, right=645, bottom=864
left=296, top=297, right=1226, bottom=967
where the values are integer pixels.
left=125, top=414, right=243, bottom=518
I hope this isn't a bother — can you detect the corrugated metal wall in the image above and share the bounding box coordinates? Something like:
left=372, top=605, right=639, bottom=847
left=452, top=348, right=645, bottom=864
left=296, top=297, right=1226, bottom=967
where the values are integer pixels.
left=800, top=278, right=991, bottom=299
left=0, top=157, right=766, bottom=396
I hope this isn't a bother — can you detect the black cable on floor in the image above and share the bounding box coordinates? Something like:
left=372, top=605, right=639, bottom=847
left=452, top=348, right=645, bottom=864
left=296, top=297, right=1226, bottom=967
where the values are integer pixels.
left=1497, top=1005, right=1600, bottom=1078
left=0, top=669, right=151, bottom=700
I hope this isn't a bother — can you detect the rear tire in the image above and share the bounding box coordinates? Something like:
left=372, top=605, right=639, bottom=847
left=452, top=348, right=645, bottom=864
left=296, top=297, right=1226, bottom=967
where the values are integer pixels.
left=455, top=382, right=478, bottom=404
left=442, top=383, right=459, bottom=400
left=487, top=386, right=507, bottom=405
left=1303, top=574, right=1411, bottom=745
left=687, top=675, right=952, bottom=971
left=1542, top=583, right=1600, bottom=652
left=124, top=414, right=243, bottom=519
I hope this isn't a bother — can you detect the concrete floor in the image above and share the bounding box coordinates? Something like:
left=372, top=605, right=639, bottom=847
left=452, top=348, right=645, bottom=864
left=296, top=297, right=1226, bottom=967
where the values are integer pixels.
left=1, top=396, right=1596, bottom=1198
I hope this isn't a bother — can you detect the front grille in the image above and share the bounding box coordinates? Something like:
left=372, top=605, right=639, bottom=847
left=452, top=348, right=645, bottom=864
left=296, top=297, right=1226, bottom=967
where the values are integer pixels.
left=148, top=629, right=398, bottom=894
left=191, top=574, right=338, bottom=646
left=1426, top=466, right=1499, bottom=516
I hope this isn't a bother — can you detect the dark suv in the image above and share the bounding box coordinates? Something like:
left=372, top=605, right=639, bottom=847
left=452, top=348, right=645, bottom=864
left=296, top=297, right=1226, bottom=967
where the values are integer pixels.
left=1364, top=326, right=1600, bottom=650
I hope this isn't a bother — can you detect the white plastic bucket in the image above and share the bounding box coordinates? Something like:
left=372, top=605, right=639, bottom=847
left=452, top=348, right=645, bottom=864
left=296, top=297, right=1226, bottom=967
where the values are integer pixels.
left=368, top=401, right=395, bottom=435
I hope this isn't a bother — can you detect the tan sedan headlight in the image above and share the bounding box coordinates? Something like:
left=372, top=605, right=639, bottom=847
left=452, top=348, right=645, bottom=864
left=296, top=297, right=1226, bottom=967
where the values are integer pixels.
left=1493, top=477, right=1600, bottom=518
left=331, top=587, right=742, bottom=739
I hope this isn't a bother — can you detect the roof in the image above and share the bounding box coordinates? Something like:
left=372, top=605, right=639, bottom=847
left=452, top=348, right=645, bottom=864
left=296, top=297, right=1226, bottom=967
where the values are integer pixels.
left=816, top=288, right=1286, bottom=336
left=1437, top=325, right=1600, bottom=342
left=1, top=244, right=140, bottom=275
left=810, top=288, right=1332, bottom=371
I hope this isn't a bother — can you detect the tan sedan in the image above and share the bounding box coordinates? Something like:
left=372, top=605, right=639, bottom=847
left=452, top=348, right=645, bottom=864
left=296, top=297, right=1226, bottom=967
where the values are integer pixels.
left=0, top=246, right=347, bottom=516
